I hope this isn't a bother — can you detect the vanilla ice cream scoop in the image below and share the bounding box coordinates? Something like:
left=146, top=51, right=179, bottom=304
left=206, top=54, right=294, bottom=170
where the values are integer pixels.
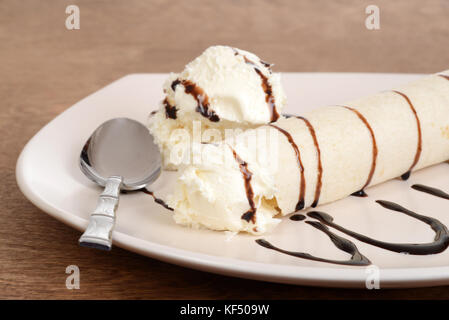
left=149, top=45, right=287, bottom=168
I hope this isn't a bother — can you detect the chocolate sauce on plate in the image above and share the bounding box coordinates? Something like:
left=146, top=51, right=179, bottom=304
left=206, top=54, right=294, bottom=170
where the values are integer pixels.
left=307, top=200, right=449, bottom=255
left=412, top=184, right=449, bottom=200
left=351, top=190, right=368, bottom=197
left=139, top=188, right=174, bottom=211
left=256, top=221, right=371, bottom=266
left=289, top=214, right=306, bottom=221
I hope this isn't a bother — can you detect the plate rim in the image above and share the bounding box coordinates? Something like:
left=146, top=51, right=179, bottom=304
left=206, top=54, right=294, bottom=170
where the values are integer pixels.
left=16, top=72, right=449, bottom=288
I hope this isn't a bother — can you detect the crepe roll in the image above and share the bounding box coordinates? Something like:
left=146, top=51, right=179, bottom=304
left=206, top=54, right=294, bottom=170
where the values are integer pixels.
left=168, top=71, right=449, bottom=234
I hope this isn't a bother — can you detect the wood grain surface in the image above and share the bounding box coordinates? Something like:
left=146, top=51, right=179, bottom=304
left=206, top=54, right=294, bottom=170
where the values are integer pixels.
left=1, top=0, right=449, bottom=299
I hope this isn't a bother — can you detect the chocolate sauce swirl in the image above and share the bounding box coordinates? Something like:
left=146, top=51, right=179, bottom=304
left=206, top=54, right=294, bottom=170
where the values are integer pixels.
left=269, top=124, right=305, bottom=210
left=412, top=184, right=449, bottom=200
left=439, top=74, right=449, bottom=81
left=256, top=221, right=371, bottom=266
left=392, top=90, right=422, bottom=180
left=308, top=200, right=449, bottom=255
left=296, top=116, right=323, bottom=207
left=258, top=191, right=449, bottom=265
left=171, top=79, right=220, bottom=122
left=343, top=106, right=378, bottom=197
left=229, top=146, right=257, bottom=223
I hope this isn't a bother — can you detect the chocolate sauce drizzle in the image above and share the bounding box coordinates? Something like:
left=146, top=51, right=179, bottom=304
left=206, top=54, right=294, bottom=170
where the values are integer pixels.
left=171, top=79, right=181, bottom=91
left=163, top=98, right=178, bottom=119
left=296, top=116, right=323, bottom=207
left=412, top=184, right=449, bottom=200
left=392, top=90, right=422, bottom=180
left=139, top=188, right=174, bottom=211
left=256, top=221, right=371, bottom=266
left=269, top=124, right=305, bottom=210
left=289, top=214, right=306, bottom=221
left=343, top=106, right=378, bottom=197
left=233, top=49, right=279, bottom=122
left=255, top=68, right=279, bottom=122
left=230, top=146, right=257, bottom=223
left=171, top=79, right=220, bottom=122
left=308, top=200, right=449, bottom=255
left=351, top=190, right=368, bottom=197
left=439, top=74, right=449, bottom=81
left=260, top=59, right=273, bottom=71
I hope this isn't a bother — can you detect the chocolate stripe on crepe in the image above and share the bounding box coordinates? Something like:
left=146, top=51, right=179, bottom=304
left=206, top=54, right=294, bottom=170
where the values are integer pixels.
left=269, top=124, right=306, bottom=211
left=233, top=48, right=279, bottom=122
left=438, top=74, right=449, bottom=81
left=342, top=106, right=378, bottom=197
left=163, top=98, right=178, bottom=119
left=171, top=79, right=220, bottom=122
left=392, top=90, right=422, bottom=180
left=412, top=184, right=449, bottom=200
left=229, top=146, right=257, bottom=223
left=256, top=221, right=371, bottom=266
left=296, top=116, right=323, bottom=207
left=308, top=200, right=449, bottom=255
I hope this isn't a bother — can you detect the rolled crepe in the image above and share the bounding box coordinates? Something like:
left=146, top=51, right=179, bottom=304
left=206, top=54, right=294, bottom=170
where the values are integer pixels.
left=168, top=71, right=449, bottom=234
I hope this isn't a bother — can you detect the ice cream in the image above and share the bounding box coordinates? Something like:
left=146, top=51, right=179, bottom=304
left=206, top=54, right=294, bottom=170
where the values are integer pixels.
left=148, top=45, right=287, bottom=168
left=168, top=127, right=283, bottom=234
left=167, top=71, right=449, bottom=234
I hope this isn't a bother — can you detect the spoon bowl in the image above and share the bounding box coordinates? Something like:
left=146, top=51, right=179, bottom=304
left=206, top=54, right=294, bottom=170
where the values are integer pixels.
left=78, top=117, right=161, bottom=250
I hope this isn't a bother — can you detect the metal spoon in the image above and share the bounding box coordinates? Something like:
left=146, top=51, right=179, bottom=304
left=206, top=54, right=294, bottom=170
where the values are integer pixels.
left=79, top=117, right=161, bottom=251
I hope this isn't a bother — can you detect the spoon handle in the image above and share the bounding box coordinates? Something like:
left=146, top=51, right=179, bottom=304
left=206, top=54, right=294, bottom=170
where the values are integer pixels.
left=79, top=176, right=123, bottom=251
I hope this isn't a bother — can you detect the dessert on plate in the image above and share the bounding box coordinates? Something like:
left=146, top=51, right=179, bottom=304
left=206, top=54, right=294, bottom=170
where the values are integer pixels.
left=149, top=45, right=449, bottom=235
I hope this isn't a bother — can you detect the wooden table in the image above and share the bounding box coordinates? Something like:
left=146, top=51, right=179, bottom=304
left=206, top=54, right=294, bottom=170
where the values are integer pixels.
left=2, top=0, right=449, bottom=299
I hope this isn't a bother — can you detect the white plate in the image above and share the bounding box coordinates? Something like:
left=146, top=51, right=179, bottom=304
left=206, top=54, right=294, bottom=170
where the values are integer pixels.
left=16, top=73, right=449, bottom=288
